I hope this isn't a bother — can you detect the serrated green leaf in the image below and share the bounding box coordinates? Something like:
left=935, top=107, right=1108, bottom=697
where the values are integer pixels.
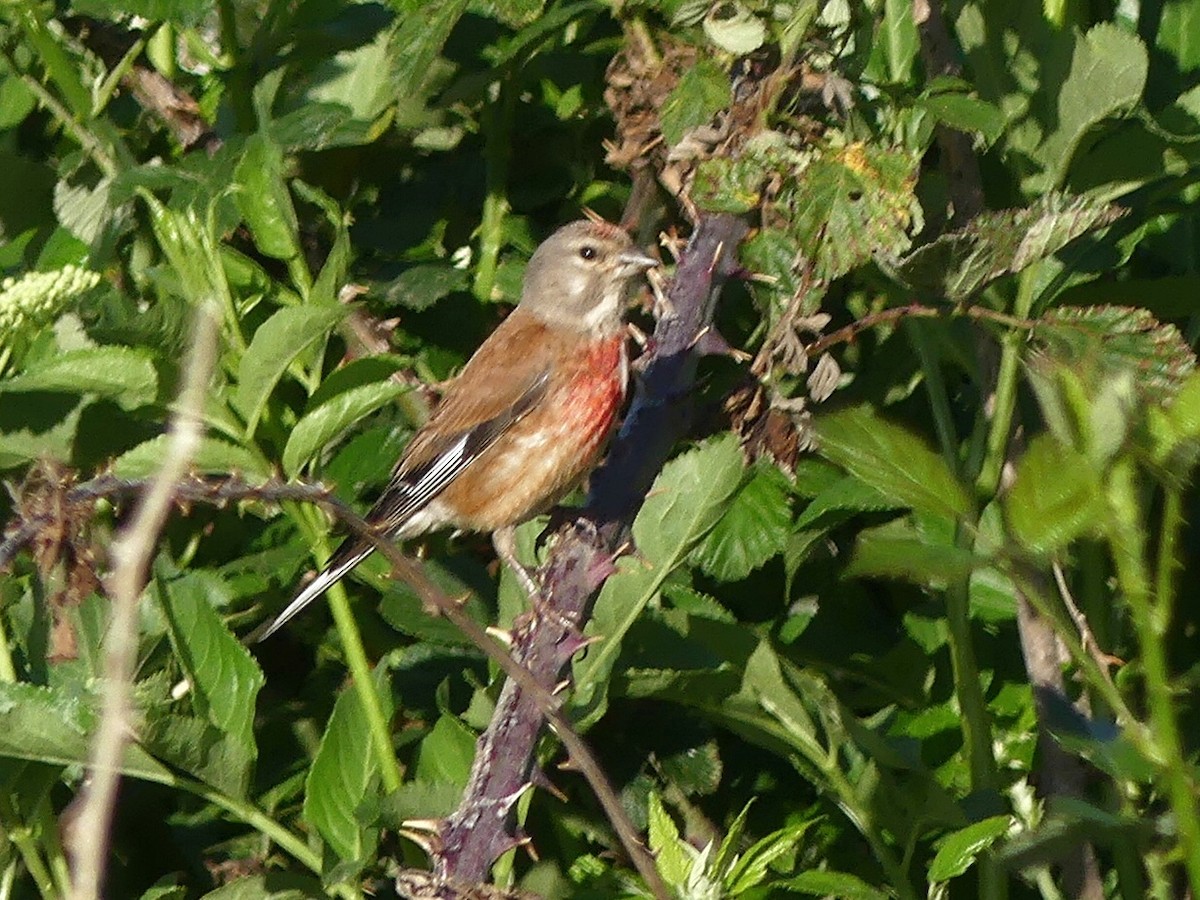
left=845, top=519, right=979, bottom=586
left=391, top=0, right=470, bottom=101
left=693, top=463, right=791, bottom=581
left=236, top=305, right=348, bottom=436
left=235, top=134, right=301, bottom=261
left=647, top=793, right=690, bottom=888
left=813, top=406, right=973, bottom=520
left=575, top=437, right=744, bottom=721
left=659, top=737, right=722, bottom=797
left=888, top=194, right=1125, bottom=303
left=929, top=816, right=1012, bottom=882
left=1029, top=24, right=1148, bottom=192
left=282, top=381, right=407, bottom=476
left=305, top=665, right=392, bottom=863
left=0, top=347, right=157, bottom=409
left=1005, top=434, right=1105, bottom=554
left=710, top=801, right=753, bottom=882
left=0, top=682, right=171, bottom=782
left=790, top=144, right=918, bottom=280
left=633, top=434, right=745, bottom=568
left=111, top=435, right=269, bottom=479
left=158, top=573, right=264, bottom=796
left=660, top=61, right=731, bottom=147
left=726, top=819, right=812, bottom=893
left=379, top=265, right=469, bottom=311
left=1167, top=369, right=1200, bottom=439
left=142, top=714, right=253, bottom=796
left=1037, top=304, right=1194, bottom=398
left=794, top=475, right=899, bottom=529
left=54, top=176, right=117, bottom=246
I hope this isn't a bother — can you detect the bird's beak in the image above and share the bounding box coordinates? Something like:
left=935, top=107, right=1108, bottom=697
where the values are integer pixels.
left=617, top=249, right=659, bottom=276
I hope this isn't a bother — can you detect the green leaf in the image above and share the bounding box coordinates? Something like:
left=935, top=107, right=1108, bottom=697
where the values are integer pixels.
left=305, top=664, right=393, bottom=863
left=781, top=870, right=888, bottom=899
left=881, top=0, right=918, bottom=83
left=282, top=381, right=407, bottom=476
left=929, top=816, right=1012, bottom=882
left=794, top=475, right=899, bottom=529
left=692, top=463, right=792, bottom=581
left=142, top=714, right=253, bottom=796
left=1028, top=24, right=1148, bottom=192
left=845, top=519, right=979, bottom=587
left=235, top=305, right=348, bottom=436
left=413, top=715, right=476, bottom=789
left=54, top=176, right=118, bottom=246
left=1158, top=0, right=1200, bottom=73
left=1005, top=434, right=1106, bottom=554
left=0, top=347, right=157, bottom=409
left=575, top=437, right=744, bottom=720
left=917, top=89, right=1005, bottom=147
left=725, top=820, right=812, bottom=893
left=647, top=793, right=691, bottom=889
left=659, top=60, right=731, bottom=147
left=198, top=874, right=325, bottom=899
left=391, top=0, right=471, bottom=101
left=791, top=144, right=919, bottom=281
left=379, top=265, right=469, bottom=312
left=632, top=434, right=745, bottom=568
left=710, top=802, right=753, bottom=882
left=235, top=134, right=301, bottom=261
left=296, top=29, right=394, bottom=136
left=70, top=0, right=208, bottom=27
left=887, top=194, right=1125, bottom=303
left=1037, top=304, right=1195, bottom=399
left=111, top=435, right=270, bottom=479
left=158, top=573, right=265, bottom=797
left=704, top=2, right=767, bottom=54
left=813, top=406, right=973, bottom=520
left=0, top=682, right=171, bottom=783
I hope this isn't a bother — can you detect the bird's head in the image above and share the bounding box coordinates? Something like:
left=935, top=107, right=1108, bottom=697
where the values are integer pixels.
left=519, top=220, right=658, bottom=334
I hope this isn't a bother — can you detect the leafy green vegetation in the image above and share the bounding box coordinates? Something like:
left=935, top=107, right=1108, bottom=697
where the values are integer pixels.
left=3, top=0, right=1200, bottom=897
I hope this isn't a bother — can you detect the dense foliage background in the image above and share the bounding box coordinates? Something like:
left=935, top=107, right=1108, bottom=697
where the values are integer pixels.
left=4, top=0, right=1200, bottom=897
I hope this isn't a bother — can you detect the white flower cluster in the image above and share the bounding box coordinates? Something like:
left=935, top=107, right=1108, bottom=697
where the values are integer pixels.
left=0, top=265, right=100, bottom=338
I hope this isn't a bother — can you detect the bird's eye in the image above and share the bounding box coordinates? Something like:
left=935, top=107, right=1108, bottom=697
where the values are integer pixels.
left=578, top=245, right=598, bottom=261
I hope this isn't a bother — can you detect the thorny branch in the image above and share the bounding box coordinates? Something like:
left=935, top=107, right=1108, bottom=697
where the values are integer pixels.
left=434, top=214, right=749, bottom=887
left=3, top=470, right=666, bottom=898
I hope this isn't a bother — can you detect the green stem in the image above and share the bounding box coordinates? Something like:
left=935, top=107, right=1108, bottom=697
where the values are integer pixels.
left=944, top=566, right=997, bottom=792
left=1107, top=466, right=1200, bottom=893
left=822, top=765, right=917, bottom=900
left=0, top=797, right=54, bottom=900
left=293, top=507, right=403, bottom=794
left=93, top=32, right=148, bottom=114
left=326, top=577, right=403, bottom=793
left=0, top=609, right=17, bottom=685
left=34, top=803, right=70, bottom=897
left=975, top=270, right=1038, bottom=499
left=909, top=320, right=958, bottom=469
left=473, top=79, right=515, bottom=302
left=18, top=8, right=92, bottom=118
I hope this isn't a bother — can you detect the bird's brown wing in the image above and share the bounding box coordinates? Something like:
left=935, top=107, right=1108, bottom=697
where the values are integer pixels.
left=369, top=310, right=560, bottom=530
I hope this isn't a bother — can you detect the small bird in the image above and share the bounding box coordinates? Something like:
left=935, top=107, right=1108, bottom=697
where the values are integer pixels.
left=258, top=220, right=658, bottom=640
